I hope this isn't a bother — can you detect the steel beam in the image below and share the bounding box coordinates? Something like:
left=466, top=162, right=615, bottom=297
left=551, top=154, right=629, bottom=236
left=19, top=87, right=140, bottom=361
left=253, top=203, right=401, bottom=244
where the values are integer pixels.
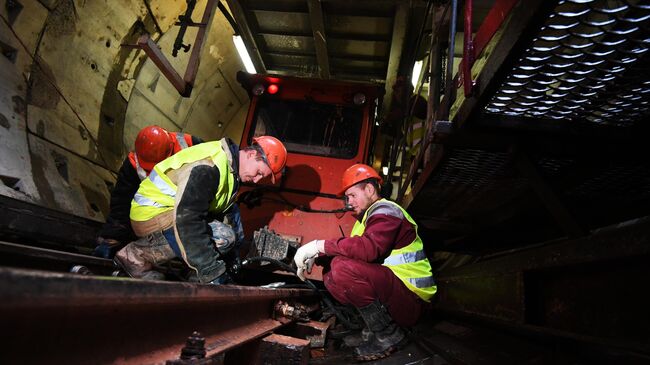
left=258, top=29, right=390, bottom=43
left=226, top=0, right=267, bottom=73
left=307, top=0, right=331, bottom=79
left=137, top=33, right=187, bottom=95
left=183, top=0, right=219, bottom=93
left=380, top=1, right=409, bottom=121
left=0, top=268, right=316, bottom=364
left=434, top=216, right=650, bottom=358
left=0, top=241, right=114, bottom=274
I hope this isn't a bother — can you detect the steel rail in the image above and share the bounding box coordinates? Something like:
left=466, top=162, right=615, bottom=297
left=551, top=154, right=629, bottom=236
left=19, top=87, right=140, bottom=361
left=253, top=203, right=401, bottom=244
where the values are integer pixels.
left=0, top=267, right=317, bottom=365
left=0, top=240, right=115, bottom=274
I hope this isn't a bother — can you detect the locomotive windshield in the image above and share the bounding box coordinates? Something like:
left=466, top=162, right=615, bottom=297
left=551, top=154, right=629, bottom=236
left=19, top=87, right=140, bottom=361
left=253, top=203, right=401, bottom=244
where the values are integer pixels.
left=249, top=98, right=363, bottom=159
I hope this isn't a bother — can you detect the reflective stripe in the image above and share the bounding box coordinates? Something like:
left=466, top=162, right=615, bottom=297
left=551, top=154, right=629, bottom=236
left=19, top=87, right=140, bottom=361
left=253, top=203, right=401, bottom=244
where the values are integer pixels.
left=368, top=202, right=404, bottom=220
left=175, top=133, right=189, bottom=149
left=133, top=193, right=165, bottom=208
left=130, top=140, right=236, bottom=223
left=148, top=170, right=176, bottom=197
left=408, top=276, right=436, bottom=288
left=383, top=249, right=427, bottom=266
left=133, top=153, right=148, bottom=181
left=353, top=198, right=437, bottom=302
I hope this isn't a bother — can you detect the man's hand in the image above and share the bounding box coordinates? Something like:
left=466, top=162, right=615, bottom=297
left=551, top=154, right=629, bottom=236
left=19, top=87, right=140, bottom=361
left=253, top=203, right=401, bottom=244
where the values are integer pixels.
left=294, top=240, right=325, bottom=281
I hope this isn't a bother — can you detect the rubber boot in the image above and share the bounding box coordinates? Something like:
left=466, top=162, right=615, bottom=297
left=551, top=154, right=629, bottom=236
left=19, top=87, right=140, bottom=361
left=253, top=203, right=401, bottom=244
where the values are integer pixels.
left=114, top=236, right=175, bottom=281
left=354, top=301, right=407, bottom=361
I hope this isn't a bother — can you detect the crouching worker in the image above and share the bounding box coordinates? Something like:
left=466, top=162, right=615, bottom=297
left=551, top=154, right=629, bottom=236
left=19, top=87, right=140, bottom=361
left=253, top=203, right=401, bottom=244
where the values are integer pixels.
left=93, top=125, right=203, bottom=259
left=115, top=136, right=287, bottom=283
left=293, top=164, right=436, bottom=361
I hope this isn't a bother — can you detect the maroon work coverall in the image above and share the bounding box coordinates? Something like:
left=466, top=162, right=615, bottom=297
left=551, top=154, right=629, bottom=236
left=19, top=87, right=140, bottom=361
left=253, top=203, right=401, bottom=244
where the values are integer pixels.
left=322, top=209, right=425, bottom=327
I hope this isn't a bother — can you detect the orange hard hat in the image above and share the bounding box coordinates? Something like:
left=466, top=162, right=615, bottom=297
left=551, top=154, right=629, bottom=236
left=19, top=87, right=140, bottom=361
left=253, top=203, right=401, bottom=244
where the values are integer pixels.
left=253, top=135, right=287, bottom=183
left=340, top=163, right=383, bottom=195
left=135, top=125, right=173, bottom=171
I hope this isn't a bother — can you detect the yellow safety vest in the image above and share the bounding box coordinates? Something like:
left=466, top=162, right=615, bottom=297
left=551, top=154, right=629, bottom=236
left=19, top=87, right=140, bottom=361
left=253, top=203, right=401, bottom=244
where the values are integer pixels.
left=350, top=198, right=437, bottom=302
left=130, top=140, right=236, bottom=222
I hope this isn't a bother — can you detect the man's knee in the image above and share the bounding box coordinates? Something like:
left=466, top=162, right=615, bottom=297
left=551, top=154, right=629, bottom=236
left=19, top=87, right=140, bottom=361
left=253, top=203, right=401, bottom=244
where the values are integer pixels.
left=328, top=256, right=370, bottom=285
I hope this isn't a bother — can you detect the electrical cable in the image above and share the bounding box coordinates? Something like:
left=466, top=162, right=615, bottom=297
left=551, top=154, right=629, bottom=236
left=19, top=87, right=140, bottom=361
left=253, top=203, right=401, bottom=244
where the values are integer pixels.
left=242, top=256, right=362, bottom=330
left=238, top=189, right=352, bottom=214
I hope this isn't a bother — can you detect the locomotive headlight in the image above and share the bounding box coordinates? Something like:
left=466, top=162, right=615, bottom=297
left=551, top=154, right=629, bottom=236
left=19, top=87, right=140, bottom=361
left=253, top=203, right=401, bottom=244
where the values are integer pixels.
left=353, top=92, right=366, bottom=105
left=252, top=83, right=265, bottom=96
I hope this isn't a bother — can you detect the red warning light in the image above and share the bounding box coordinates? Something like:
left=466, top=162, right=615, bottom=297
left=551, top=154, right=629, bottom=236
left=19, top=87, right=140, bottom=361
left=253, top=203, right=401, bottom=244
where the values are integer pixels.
left=267, top=84, right=279, bottom=94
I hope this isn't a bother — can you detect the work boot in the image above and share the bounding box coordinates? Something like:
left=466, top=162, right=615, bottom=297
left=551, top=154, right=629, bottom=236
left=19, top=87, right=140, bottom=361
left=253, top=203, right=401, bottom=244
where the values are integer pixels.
left=114, top=234, right=175, bottom=281
left=354, top=301, right=407, bottom=361
left=342, top=327, right=372, bottom=348
left=92, top=237, right=121, bottom=259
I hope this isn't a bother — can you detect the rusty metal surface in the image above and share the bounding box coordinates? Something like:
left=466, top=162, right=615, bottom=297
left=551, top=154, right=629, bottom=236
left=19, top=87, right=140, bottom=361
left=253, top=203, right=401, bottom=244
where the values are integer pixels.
left=0, top=267, right=316, bottom=365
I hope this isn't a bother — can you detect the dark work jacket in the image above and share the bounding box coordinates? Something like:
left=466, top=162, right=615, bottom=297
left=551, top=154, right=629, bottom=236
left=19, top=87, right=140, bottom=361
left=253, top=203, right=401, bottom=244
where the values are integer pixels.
left=98, top=135, right=203, bottom=243
left=174, top=138, right=244, bottom=252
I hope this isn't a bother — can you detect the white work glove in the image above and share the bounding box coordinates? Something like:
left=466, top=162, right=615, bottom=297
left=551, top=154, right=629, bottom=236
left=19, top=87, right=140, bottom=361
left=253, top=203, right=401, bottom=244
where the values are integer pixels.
left=294, top=240, right=325, bottom=281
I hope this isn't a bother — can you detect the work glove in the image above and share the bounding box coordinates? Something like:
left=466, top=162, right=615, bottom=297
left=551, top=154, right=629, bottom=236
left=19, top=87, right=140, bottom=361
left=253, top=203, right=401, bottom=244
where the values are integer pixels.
left=294, top=239, right=325, bottom=281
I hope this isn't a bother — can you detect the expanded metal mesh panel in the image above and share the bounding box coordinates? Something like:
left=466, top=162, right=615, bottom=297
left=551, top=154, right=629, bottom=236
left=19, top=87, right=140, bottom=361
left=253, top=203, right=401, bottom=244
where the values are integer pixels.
left=567, top=163, right=650, bottom=200
left=485, top=0, right=650, bottom=126
left=431, top=149, right=514, bottom=188
left=415, top=149, right=530, bottom=217
left=535, top=157, right=577, bottom=177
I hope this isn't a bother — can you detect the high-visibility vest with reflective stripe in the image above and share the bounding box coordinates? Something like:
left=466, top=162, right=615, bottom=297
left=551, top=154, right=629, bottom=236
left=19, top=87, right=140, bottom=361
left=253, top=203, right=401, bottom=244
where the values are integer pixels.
left=350, top=198, right=436, bottom=302
left=130, top=140, right=235, bottom=222
left=131, top=152, right=149, bottom=181
left=170, top=132, right=191, bottom=151
left=128, top=132, right=194, bottom=181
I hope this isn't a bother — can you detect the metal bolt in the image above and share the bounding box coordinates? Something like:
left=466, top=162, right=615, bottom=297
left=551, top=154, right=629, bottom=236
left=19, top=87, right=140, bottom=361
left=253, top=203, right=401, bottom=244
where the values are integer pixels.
left=70, top=265, right=93, bottom=275
left=180, top=331, right=206, bottom=360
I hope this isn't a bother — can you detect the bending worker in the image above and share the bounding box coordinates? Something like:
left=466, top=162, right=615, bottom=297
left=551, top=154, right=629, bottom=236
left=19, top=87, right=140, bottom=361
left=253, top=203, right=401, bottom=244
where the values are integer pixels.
left=293, top=163, right=436, bottom=361
left=115, top=136, right=287, bottom=283
left=94, top=125, right=202, bottom=258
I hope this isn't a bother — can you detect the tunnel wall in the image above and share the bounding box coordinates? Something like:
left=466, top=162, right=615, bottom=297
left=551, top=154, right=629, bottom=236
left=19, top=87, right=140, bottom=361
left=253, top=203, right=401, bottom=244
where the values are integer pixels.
left=0, top=0, right=249, bottom=225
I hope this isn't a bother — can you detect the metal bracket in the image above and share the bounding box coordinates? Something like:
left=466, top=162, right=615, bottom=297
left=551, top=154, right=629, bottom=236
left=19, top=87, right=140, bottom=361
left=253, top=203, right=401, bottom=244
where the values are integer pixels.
left=120, top=0, right=219, bottom=97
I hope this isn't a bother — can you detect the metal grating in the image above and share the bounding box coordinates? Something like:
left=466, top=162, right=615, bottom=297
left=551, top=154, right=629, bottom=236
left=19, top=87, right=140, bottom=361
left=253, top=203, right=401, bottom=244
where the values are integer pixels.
left=430, top=149, right=514, bottom=188
left=415, top=149, right=531, bottom=217
left=567, top=163, right=650, bottom=200
left=485, top=0, right=650, bottom=126
left=535, top=157, right=577, bottom=177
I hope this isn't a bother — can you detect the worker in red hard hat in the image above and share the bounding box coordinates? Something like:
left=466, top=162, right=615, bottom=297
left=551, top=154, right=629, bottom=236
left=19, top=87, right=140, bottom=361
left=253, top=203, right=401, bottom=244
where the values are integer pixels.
left=293, top=163, right=436, bottom=361
left=93, top=125, right=203, bottom=259
left=114, top=135, right=287, bottom=284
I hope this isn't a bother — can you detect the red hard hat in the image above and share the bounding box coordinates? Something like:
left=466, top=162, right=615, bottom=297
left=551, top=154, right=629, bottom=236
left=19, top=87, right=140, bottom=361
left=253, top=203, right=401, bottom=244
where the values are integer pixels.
left=252, top=136, right=287, bottom=183
left=340, top=164, right=383, bottom=195
left=134, top=125, right=173, bottom=171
